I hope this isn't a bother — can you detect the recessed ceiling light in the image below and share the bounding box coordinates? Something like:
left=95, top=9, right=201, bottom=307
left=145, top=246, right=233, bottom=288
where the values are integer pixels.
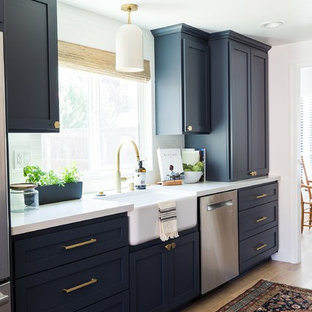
left=261, top=21, right=284, bottom=28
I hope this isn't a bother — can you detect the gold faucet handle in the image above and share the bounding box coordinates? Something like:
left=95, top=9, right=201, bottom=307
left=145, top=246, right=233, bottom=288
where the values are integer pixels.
left=121, top=176, right=134, bottom=182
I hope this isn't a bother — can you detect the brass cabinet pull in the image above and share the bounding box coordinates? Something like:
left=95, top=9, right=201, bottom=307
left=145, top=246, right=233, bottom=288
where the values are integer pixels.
left=256, top=243, right=267, bottom=251
left=165, top=244, right=171, bottom=251
left=164, top=242, right=177, bottom=251
left=54, top=121, right=60, bottom=129
left=249, top=171, right=257, bottom=176
left=256, top=216, right=268, bottom=223
left=187, top=125, right=193, bottom=132
left=63, top=238, right=97, bottom=250
left=256, top=193, right=268, bottom=199
left=63, top=278, right=98, bottom=294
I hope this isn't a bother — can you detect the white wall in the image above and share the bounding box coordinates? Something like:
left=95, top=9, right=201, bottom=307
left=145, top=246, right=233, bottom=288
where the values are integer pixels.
left=269, top=40, right=312, bottom=263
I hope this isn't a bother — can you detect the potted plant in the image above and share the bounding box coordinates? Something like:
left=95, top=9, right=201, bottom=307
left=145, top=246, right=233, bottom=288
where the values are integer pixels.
left=23, top=164, right=83, bottom=205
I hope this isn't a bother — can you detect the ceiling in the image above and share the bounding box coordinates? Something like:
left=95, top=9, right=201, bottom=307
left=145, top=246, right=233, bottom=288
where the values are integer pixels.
left=58, top=0, right=312, bottom=46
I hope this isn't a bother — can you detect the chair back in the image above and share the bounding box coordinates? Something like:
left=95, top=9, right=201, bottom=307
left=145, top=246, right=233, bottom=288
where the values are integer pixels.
left=301, top=156, right=310, bottom=185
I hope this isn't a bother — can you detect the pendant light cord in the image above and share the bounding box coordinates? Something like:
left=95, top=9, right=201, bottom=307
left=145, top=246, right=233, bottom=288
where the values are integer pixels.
left=128, top=8, right=131, bottom=24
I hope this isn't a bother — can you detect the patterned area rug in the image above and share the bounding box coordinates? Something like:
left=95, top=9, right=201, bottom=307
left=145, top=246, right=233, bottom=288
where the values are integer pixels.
left=217, top=280, right=312, bottom=311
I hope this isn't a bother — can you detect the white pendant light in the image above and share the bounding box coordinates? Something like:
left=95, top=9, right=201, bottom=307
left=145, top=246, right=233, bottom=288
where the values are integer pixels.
left=116, top=4, right=144, bottom=73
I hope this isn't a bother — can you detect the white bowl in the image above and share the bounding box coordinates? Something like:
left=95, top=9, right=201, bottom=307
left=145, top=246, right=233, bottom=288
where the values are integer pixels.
left=184, top=171, right=203, bottom=184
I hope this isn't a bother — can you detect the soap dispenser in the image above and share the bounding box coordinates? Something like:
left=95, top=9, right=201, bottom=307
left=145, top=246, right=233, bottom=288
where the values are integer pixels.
left=135, top=160, right=146, bottom=190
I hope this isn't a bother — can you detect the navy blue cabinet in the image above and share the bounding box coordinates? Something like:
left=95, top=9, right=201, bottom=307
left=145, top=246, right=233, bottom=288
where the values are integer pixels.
left=15, top=248, right=129, bottom=312
left=5, top=0, right=59, bottom=132
left=168, top=232, right=200, bottom=310
left=14, top=215, right=128, bottom=278
left=238, top=182, right=279, bottom=273
left=130, top=241, right=168, bottom=312
left=152, top=24, right=210, bottom=135
left=0, top=0, right=3, bottom=24
left=13, top=214, right=129, bottom=312
left=130, top=231, right=199, bottom=312
left=185, top=31, right=271, bottom=181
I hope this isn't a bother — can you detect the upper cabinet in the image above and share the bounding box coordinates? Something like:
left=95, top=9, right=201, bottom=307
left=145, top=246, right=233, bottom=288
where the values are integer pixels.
left=0, top=0, right=3, bottom=25
left=5, top=0, right=59, bottom=132
left=185, top=31, right=271, bottom=181
left=152, top=24, right=210, bottom=135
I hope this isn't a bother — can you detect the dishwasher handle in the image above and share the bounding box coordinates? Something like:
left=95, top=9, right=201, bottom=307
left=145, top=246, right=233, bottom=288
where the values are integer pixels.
left=0, top=292, right=9, bottom=307
left=207, top=200, right=233, bottom=211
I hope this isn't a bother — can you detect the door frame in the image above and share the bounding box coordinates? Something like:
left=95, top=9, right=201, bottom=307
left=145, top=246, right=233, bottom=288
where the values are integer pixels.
left=289, top=63, right=312, bottom=263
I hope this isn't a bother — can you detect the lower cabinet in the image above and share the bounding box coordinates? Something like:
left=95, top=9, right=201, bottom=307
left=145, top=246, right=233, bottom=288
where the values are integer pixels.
left=239, top=227, right=278, bottom=273
left=77, top=291, right=129, bottom=312
left=130, top=231, right=199, bottom=312
left=14, top=248, right=129, bottom=312
left=238, top=182, right=279, bottom=273
left=12, top=214, right=130, bottom=312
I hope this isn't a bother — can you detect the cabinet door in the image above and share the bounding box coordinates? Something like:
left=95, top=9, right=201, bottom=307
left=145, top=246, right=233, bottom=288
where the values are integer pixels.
left=0, top=0, right=3, bottom=24
left=250, top=49, right=269, bottom=176
left=183, top=38, right=210, bottom=134
left=168, top=232, right=200, bottom=310
left=5, top=0, right=59, bottom=132
left=229, top=41, right=251, bottom=180
left=130, top=244, right=168, bottom=312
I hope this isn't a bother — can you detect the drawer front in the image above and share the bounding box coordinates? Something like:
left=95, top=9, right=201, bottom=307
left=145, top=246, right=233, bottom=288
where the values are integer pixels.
left=15, top=247, right=129, bottom=312
left=239, top=227, right=278, bottom=273
left=77, top=291, right=129, bottom=312
left=239, top=182, right=278, bottom=211
left=14, top=215, right=128, bottom=278
left=239, top=201, right=278, bottom=240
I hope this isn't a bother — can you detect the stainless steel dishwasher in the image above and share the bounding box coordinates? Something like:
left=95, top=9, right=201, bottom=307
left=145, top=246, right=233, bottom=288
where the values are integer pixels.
left=200, top=190, right=239, bottom=294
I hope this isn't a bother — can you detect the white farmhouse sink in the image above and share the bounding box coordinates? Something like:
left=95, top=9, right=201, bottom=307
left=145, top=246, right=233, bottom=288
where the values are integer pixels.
left=95, top=190, right=197, bottom=245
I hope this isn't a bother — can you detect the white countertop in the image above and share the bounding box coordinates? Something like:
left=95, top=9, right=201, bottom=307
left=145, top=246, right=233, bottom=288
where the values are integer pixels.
left=11, top=197, right=133, bottom=236
left=10, top=175, right=279, bottom=236
left=150, top=175, right=280, bottom=197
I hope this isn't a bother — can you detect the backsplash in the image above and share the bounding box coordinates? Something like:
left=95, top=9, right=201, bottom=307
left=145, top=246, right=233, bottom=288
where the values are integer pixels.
left=8, top=133, right=42, bottom=184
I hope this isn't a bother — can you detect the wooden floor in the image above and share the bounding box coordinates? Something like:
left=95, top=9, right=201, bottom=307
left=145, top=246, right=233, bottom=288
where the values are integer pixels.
left=183, top=230, right=312, bottom=312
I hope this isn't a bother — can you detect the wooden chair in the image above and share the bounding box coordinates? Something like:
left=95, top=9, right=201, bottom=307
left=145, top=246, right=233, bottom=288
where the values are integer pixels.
left=301, top=183, right=312, bottom=232
left=301, top=156, right=312, bottom=232
left=301, top=155, right=312, bottom=185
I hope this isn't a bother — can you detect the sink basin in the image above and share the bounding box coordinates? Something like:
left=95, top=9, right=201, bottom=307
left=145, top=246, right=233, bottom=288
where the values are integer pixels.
left=95, top=190, right=197, bottom=245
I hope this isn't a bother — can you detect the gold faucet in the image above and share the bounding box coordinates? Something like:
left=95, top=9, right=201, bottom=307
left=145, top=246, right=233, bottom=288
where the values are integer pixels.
left=116, top=140, right=140, bottom=193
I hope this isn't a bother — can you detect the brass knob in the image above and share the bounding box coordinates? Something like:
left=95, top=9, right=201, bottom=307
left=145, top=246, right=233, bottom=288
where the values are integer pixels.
left=249, top=171, right=257, bottom=176
left=165, top=244, right=171, bottom=251
left=54, top=121, right=60, bottom=129
left=164, top=242, right=176, bottom=251
left=187, top=125, right=193, bottom=132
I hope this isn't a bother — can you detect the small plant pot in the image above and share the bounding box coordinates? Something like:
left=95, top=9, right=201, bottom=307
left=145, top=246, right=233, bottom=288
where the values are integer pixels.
left=36, top=182, right=83, bottom=205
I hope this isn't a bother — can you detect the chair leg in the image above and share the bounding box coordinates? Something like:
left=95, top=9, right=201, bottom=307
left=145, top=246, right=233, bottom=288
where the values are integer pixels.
left=302, top=202, right=304, bottom=233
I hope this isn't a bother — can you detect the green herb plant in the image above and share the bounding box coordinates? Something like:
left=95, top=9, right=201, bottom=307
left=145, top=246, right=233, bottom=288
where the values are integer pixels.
left=183, top=161, right=204, bottom=172
left=23, top=163, right=80, bottom=186
left=39, top=170, right=64, bottom=187
left=23, top=165, right=45, bottom=184
left=62, top=163, right=80, bottom=184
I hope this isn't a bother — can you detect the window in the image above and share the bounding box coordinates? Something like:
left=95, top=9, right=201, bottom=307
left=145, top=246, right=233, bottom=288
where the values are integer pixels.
left=42, top=67, right=152, bottom=192
left=300, top=67, right=312, bottom=178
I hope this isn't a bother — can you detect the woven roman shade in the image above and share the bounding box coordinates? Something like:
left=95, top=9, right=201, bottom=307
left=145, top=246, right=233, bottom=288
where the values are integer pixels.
left=58, top=40, right=151, bottom=82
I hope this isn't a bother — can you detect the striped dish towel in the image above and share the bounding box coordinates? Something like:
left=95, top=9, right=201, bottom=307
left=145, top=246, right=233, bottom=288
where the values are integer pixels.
left=158, top=201, right=179, bottom=241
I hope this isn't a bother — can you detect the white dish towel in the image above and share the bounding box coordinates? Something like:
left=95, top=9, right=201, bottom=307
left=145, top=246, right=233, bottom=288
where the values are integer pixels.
left=158, top=200, right=179, bottom=241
